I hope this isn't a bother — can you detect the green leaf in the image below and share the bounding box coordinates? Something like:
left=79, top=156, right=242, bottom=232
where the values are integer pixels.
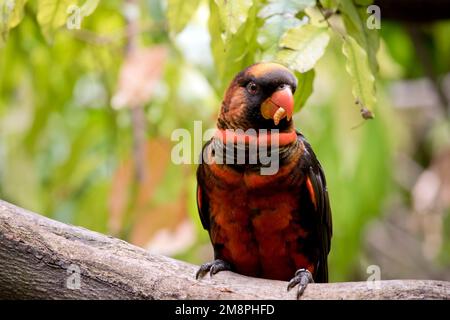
left=257, top=0, right=314, bottom=59
left=7, top=0, right=27, bottom=27
left=167, top=0, right=201, bottom=34
left=304, top=5, right=328, bottom=27
left=258, top=0, right=315, bottom=19
left=339, top=0, right=379, bottom=74
left=257, top=14, right=304, bottom=57
left=208, top=0, right=225, bottom=84
left=214, top=0, right=253, bottom=36
left=1, top=0, right=28, bottom=42
left=293, top=69, right=314, bottom=112
left=319, top=0, right=338, bottom=9
left=342, top=35, right=376, bottom=118
left=354, top=0, right=373, bottom=5
left=37, top=0, right=74, bottom=41
left=276, top=24, right=330, bottom=73
left=80, top=0, right=99, bottom=17
left=257, top=0, right=315, bottom=59
left=209, top=0, right=258, bottom=92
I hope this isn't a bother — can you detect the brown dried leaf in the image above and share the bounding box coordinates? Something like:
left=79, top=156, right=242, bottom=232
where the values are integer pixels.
left=108, top=138, right=172, bottom=235
left=112, top=46, right=167, bottom=109
left=129, top=192, right=190, bottom=251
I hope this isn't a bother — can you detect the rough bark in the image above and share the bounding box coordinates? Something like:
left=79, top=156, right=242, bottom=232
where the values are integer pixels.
left=0, top=200, right=448, bottom=300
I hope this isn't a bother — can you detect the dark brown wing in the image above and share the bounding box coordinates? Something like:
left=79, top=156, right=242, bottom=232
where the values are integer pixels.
left=196, top=139, right=212, bottom=231
left=298, top=132, right=332, bottom=283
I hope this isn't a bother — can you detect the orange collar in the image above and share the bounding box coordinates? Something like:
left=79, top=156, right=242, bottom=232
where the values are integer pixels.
left=215, top=129, right=297, bottom=146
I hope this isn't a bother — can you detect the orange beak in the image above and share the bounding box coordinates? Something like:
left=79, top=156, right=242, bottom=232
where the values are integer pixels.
left=260, top=87, right=294, bottom=125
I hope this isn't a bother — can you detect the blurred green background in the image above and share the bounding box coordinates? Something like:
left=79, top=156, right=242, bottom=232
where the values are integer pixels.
left=1, top=0, right=449, bottom=282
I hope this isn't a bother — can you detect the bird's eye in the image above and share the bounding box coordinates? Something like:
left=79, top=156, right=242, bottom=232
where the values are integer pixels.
left=246, top=81, right=259, bottom=95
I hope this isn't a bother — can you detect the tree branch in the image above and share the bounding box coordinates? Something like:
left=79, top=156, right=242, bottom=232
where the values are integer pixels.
left=0, top=200, right=448, bottom=300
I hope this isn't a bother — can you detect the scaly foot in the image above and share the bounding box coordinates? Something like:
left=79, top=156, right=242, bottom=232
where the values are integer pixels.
left=195, top=259, right=232, bottom=279
left=287, top=268, right=314, bottom=299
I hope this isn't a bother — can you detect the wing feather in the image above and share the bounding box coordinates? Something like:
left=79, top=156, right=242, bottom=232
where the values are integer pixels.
left=298, top=132, right=332, bottom=283
left=196, top=139, right=212, bottom=231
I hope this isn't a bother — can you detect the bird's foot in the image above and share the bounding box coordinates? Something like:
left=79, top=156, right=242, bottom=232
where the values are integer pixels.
left=195, top=259, right=231, bottom=279
left=287, top=268, right=314, bottom=299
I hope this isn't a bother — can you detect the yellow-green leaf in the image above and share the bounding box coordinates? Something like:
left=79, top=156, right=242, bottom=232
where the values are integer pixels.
left=339, top=0, right=379, bottom=74
left=354, top=0, right=373, bottom=5
left=1, top=0, right=27, bottom=42
left=214, top=0, right=253, bottom=36
left=319, top=0, right=337, bottom=9
left=8, top=0, right=27, bottom=27
left=37, top=0, right=74, bottom=41
left=209, top=0, right=258, bottom=91
left=80, top=0, right=99, bottom=17
left=342, top=35, right=376, bottom=118
left=257, top=14, right=304, bottom=57
left=293, top=69, right=314, bottom=112
left=167, top=0, right=201, bottom=34
left=277, top=24, right=329, bottom=73
left=258, top=0, right=315, bottom=19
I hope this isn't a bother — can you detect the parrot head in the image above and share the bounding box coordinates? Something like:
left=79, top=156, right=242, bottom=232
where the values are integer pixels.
left=218, top=62, right=297, bottom=131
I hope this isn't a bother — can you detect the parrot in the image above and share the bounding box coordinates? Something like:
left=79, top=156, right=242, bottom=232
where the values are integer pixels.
left=195, top=62, right=332, bottom=298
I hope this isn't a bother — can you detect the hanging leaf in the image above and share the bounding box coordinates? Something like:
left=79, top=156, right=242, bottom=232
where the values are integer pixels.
left=277, top=24, right=330, bottom=73
left=166, top=0, right=201, bottom=34
left=339, top=0, right=379, bottom=74
left=354, top=0, right=373, bottom=5
left=258, top=0, right=315, bottom=19
left=80, top=0, right=99, bottom=17
left=319, top=0, right=338, bottom=9
left=214, top=0, right=253, bottom=37
left=0, top=0, right=27, bottom=41
left=257, top=14, right=304, bottom=58
left=293, top=69, right=315, bottom=112
left=37, top=0, right=74, bottom=41
left=208, top=0, right=224, bottom=66
left=209, top=0, right=258, bottom=92
left=342, top=35, right=376, bottom=118
left=7, top=0, right=27, bottom=28
left=304, top=5, right=328, bottom=27
left=111, top=46, right=168, bottom=109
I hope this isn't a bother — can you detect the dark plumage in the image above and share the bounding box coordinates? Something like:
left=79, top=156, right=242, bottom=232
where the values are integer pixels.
left=196, top=62, right=332, bottom=298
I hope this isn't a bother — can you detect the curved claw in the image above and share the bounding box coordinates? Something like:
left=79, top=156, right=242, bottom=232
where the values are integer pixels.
left=195, top=261, right=213, bottom=279
left=287, top=268, right=314, bottom=299
left=195, top=259, right=231, bottom=279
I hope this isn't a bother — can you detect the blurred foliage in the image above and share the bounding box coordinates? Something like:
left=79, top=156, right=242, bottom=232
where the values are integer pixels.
left=0, top=0, right=449, bottom=282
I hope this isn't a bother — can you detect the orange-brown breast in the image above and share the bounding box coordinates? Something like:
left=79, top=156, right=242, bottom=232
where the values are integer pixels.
left=203, top=144, right=318, bottom=281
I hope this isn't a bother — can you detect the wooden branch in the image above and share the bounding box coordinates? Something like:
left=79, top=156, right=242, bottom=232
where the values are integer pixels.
left=0, top=200, right=448, bottom=300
